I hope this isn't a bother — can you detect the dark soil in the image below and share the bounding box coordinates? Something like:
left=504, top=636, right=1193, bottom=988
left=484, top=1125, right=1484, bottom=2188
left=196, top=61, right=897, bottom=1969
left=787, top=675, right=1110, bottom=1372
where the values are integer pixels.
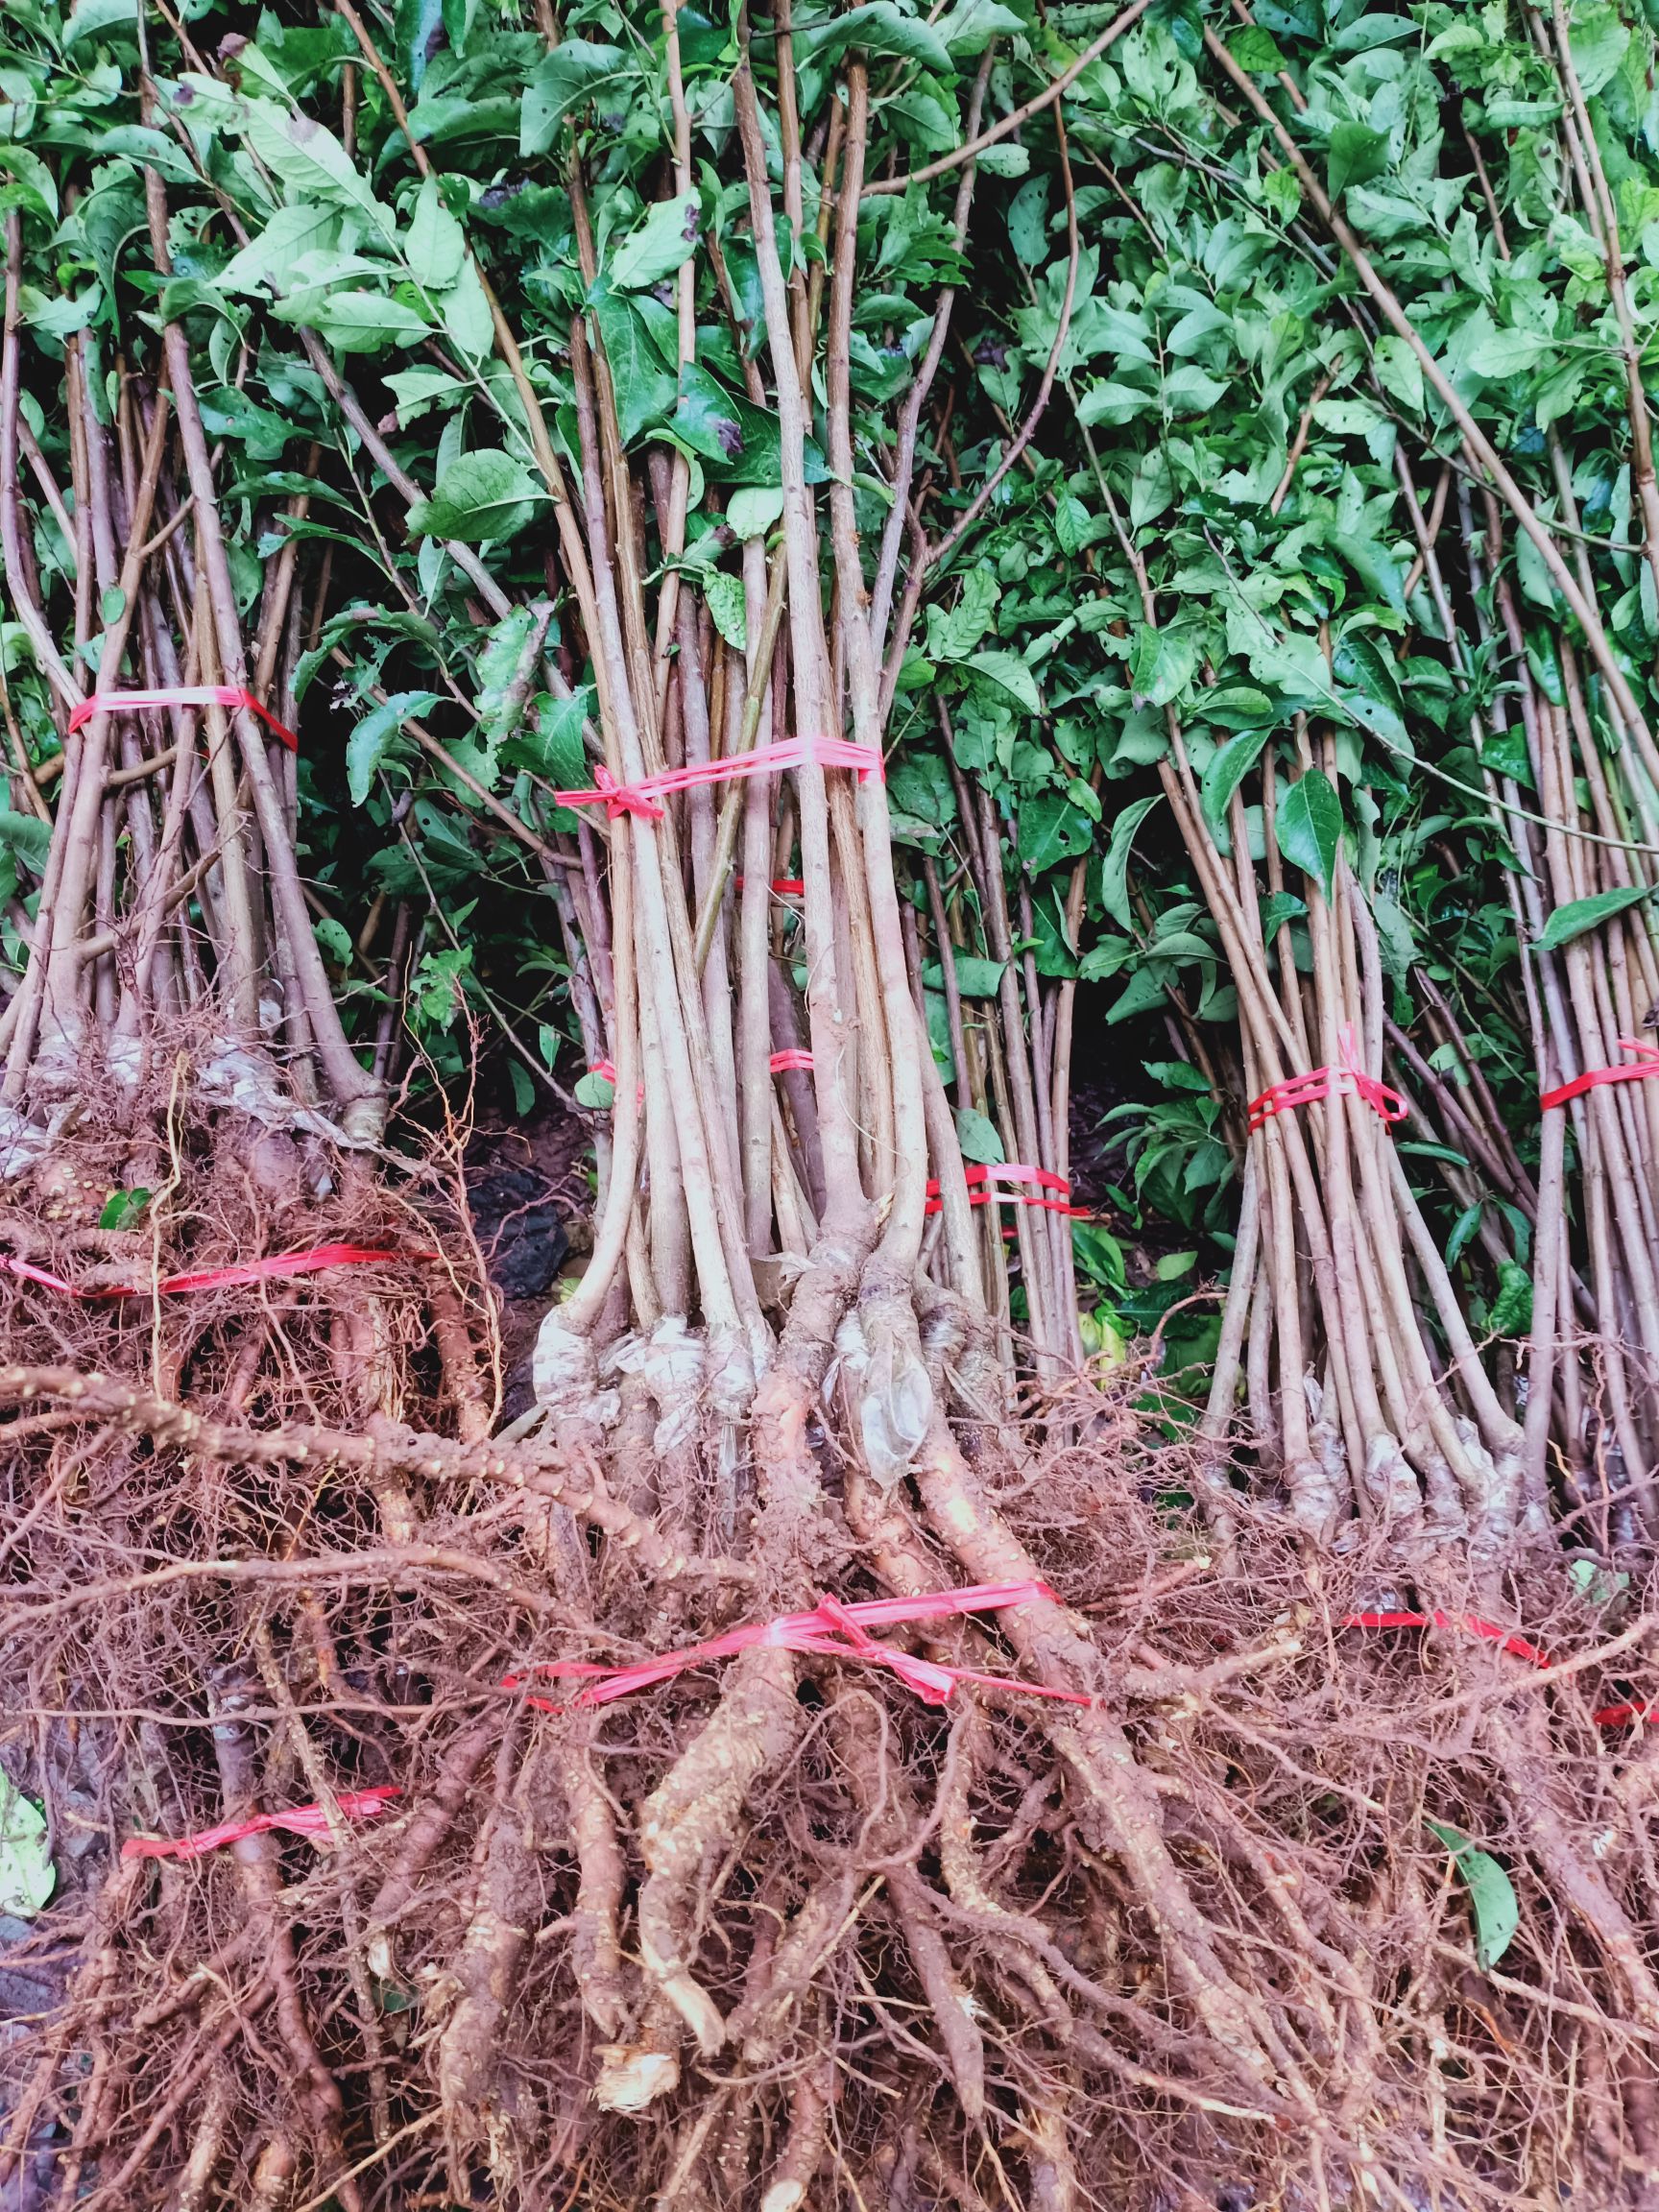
left=465, top=1103, right=589, bottom=1420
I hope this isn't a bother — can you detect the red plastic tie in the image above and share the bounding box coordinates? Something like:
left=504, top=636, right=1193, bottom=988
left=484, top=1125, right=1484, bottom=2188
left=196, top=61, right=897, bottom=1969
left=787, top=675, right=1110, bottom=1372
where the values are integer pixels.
left=68, top=685, right=299, bottom=754
left=769, top=1048, right=814, bottom=1074
left=1594, top=1697, right=1656, bottom=1728
left=734, top=878, right=806, bottom=897
left=505, top=1578, right=1094, bottom=1715
left=122, top=1784, right=401, bottom=1862
left=1347, top=1610, right=1659, bottom=1731
left=1342, top=1609, right=1551, bottom=1669
left=1540, top=1038, right=1659, bottom=1114
left=588, top=1059, right=643, bottom=1104
left=1249, top=1026, right=1407, bottom=1135
left=925, top=1163, right=1086, bottom=1218
left=552, top=735, right=881, bottom=822
left=0, top=1243, right=421, bottom=1302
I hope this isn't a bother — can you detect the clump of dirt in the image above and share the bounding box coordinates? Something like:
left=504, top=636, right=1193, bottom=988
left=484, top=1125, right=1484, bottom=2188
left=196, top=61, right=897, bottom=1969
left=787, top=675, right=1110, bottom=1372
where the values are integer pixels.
left=465, top=1101, right=589, bottom=1420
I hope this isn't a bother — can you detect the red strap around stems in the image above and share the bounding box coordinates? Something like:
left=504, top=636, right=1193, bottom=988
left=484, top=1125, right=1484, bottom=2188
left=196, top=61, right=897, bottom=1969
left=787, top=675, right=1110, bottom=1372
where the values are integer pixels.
left=926, top=1163, right=1087, bottom=1218
left=552, top=735, right=881, bottom=823
left=1249, top=1025, right=1407, bottom=1135
left=734, top=877, right=806, bottom=897
left=68, top=685, right=299, bottom=754
left=122, top=1784, right=401, bottom=1863
left=0, top=1243, right=422, bottom=1302
left=505, top=1578, right=1093, bottom=1714
left=1540, top=1037, right=1659, bottom=1113
left=769, top=1048, right=814, bottom=1073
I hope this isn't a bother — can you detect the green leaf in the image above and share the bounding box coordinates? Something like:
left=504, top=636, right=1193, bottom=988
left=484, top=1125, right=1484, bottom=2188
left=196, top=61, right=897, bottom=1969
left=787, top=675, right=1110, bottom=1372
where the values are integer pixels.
left=1162, top=364, right=1229, bottom=416
left=726, top=485, right=784, bottom=540
left=1130, top=625, right=1197, bottom=708
left=218, top=204, right=345, bottom=295
left=397, top=0, right=445, bottom=88
left=1108, top=964, right=1173, bottom=1023
left=1327, top=121, right=1390, bottom=201
left=1227, top=24, right=1284, bottom=70
left=0, top=1773, right=53, bottom=1919
left=1079, top=384, right=1156, bottom=434
left=510, top=688, right=591, bottom=787
left=476, top=606, right=538, bottom=747
left=1052, top=494, right=1092, bottom=556
left=608, top=195, right=702, bottom=290
left=966, top=649, right=1041, bottom=715
left=793, top=2, right=952, bottom=77
left=439, top=259, right=493, bottom=361
left=1018, top=793, right=1093, bottom=874
left=954, top=1104, right=1005, bottom=1165
left=244, top=99, right=390, bottom=235
left=1201, top=726, right=1272, bottom=842
left=1533, top=884, right=1654, bottom=952
left=596, top=294, right=678, bottom=445
left=1490, top=1260, right=1533, bottom=1337
left=1466, top=326, right=1550, bottom=378
left=1258, top=891, right=1306, bottom=937
left=574, top=1070, right=615, bottom=1109
left=314, top=917, right=352, bottom=966
left=949, top=953, right=1006, bottom=998
left=935, top=0, right=1023, bottom=54
left=404, top=174, right=467, bottom=290
left=1372, top=333, right=1424, bottom=414
left=1569, top=1557, right=1629, bottom=1608
left=1072, top=1219, right=1126, bottom=1290
left=0, top=809, right=50, bottom=878
left=63, top=0, right=137, bottom=46
left=407, top=452, right=542, bottom=542
left=704, top=570, right=747, bottom=651
left=1102, top=795, right=1161, bottom=931
left=1570, top=2, right=1630, bottom=96
left=1276, top=770, right=1342, bottom=898
left=1008, top=176, right=1049, bottom=266
left=348, top=691, right=435, bottom=805
left=520, top=40, right=633, bottom=156
left=274, top=291, right=432, bottom=351
left=1426, top=1819, right=1519, bottom=1972
left=99, top=1187, right=151, bottom=1231
left=509, top=1060, right=536, bottom=1117
left=0, top=148, right=57, bottom=225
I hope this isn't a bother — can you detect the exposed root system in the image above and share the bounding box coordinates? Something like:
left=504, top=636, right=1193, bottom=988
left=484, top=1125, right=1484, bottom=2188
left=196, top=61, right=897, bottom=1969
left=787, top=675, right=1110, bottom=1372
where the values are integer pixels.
left=2, top=1187, right=1656, bottom=2210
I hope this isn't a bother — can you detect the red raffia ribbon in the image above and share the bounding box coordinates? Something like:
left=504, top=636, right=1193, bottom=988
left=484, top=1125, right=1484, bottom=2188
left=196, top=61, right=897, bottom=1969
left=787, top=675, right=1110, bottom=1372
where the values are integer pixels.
left=68, top=685, right=299, bottom=754
left=588, top=1059, right=643, bottom=1104
left=122, top=1784, right=402, bottom=1863
left=505, top=1578, right=1093, bottom=1714
left=1540, top=1037, right=1659, bottom=1114
left=769, top=1048, right=814, bottom=1073
left=926, top=1163, right=1086, bottom=1218
left=734, top=877, right=806, bottom=896
left=1347, top=1610, right=1659, bottom=1730
left=0, top=1243, right=421, bottom=1302
left=552, top=735, right=881, bottom=823
left=1343, top=1609, right=1551, bottom=1669
left=1248, top=1024, right=1407, bottom=1135
left=1593, top=1697, right=1657, bottom=1728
